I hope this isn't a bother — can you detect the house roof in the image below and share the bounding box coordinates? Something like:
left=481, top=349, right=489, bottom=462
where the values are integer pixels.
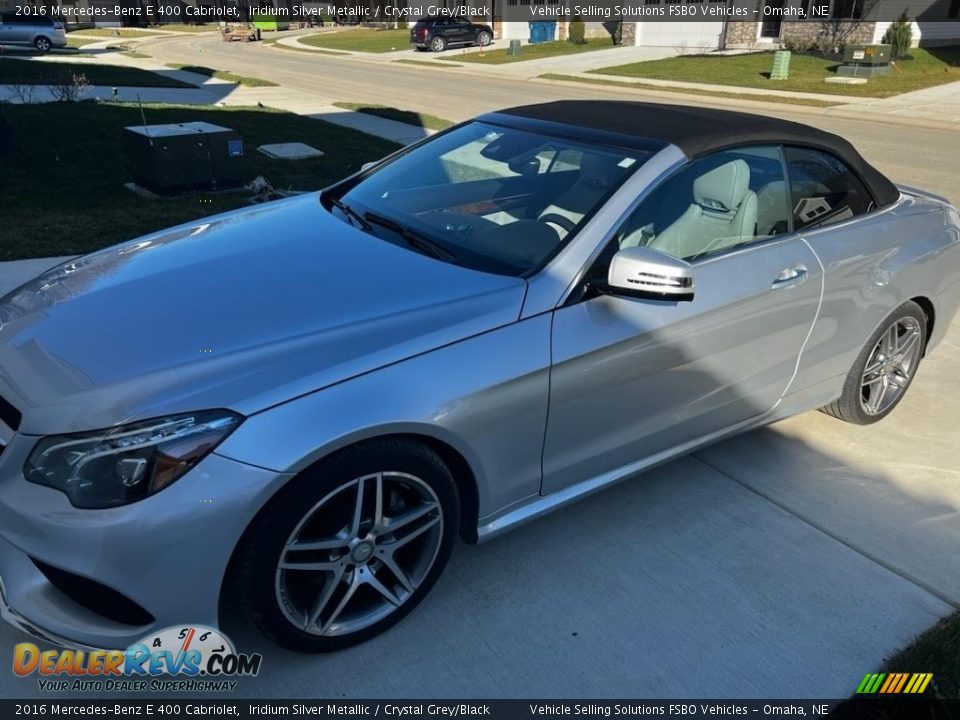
left=487, top=101, right=900, bottom=207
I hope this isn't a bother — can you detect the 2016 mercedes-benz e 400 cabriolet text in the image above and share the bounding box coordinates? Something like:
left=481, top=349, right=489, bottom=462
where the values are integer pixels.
left=1, top=102, right=958, bottom=652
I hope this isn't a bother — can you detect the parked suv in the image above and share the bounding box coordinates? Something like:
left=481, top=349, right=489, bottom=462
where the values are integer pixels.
left=0, top=14, right=67, bottom=52
left=410, top=17, right=492, bottom=52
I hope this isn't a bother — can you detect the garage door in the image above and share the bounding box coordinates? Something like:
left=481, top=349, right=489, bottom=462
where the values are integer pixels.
left=636, top=21, right=723, bottom=50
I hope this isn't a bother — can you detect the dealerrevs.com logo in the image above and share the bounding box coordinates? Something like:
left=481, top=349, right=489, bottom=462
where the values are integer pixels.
left=13, top=625, right=262, bottom=693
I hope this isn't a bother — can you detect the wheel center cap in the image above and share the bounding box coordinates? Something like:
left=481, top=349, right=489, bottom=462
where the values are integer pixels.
left=351, top=541, right=375, bottom=564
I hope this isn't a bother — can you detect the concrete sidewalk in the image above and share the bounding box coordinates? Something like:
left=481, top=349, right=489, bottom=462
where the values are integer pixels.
left=847, top=80, right=960, bottom=124
left=0, top=256, right=956, bottom=698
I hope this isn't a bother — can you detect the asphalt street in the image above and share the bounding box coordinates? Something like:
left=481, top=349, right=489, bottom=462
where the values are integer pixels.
left=0, top=39, right=958, bottom=698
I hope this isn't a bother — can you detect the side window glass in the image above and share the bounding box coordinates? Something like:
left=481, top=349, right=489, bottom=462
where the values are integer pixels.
left=785, top=146, right=874, bottom=230
left=614, top=146, right=790, bottom=261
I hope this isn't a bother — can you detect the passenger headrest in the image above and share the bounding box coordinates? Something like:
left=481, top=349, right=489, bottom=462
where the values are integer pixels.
left=693, top=159, right=751, bottom=212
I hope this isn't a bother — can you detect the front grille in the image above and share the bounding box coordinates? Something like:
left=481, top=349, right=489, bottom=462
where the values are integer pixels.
left=0, top=394, right=21, bottom=432
left=32, top=559, right=155, bottom=627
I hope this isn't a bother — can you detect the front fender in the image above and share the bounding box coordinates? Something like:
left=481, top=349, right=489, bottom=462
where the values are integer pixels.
left=214, top=315, right=552, bottom=524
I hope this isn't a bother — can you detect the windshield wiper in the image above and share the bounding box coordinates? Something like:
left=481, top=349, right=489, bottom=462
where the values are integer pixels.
left=363, top=211, right=460, bottom=265
left=324, top=193, right=370, bottom=231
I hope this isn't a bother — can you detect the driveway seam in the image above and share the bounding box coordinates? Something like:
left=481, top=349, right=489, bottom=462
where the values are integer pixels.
left=691, top=453, right=960, bottom=611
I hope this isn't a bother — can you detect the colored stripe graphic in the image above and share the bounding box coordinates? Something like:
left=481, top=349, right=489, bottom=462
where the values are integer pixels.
left=857, top=672, right=932, bottom=694
left=893, top=673, right=909, bottom=693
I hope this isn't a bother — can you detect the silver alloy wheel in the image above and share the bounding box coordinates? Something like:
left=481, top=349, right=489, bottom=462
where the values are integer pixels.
left=35, top=37, right=51, bottom=52
left=860, top=316, right=922, bottom=416
left=478, top=32, right=491, bottom=47
left=431, top=37, right=445, bottom=52
left=275, top=472, right=443, bottom=637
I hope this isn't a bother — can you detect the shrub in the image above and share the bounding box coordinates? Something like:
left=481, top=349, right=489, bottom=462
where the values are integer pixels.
left=883, top=12, right=913, bottom=59
left=782, top=37, right=819, bottom=54
left=568, top=17, right=585, bottom=45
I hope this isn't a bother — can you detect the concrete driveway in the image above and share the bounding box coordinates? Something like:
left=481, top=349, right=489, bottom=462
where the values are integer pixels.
left=0, top=251, right=956, bottom=698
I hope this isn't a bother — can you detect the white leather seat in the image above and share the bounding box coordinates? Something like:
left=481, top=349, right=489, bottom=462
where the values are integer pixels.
left=538, top=154, right=619, bottom=237
left=624, top=159, right=758, bottom=259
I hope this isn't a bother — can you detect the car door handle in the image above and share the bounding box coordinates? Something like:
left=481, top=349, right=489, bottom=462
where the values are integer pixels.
left=772, top=265, right=808, bottom=289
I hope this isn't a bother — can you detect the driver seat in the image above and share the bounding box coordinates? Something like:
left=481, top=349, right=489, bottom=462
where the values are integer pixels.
left=538, top=154, right=619, bottom=237
left=623, top=159, right=758, bottom=259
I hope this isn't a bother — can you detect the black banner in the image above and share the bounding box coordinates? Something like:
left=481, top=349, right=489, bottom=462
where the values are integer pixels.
left=10, top=1, right=960, bottom=24
left=1, top=700, right=959, bottom=720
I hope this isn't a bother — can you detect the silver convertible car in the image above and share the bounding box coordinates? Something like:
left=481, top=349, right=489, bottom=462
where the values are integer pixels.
left=1, top=102, right=959, bottom=652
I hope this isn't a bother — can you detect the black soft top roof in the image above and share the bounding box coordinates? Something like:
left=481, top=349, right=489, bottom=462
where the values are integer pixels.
left=490, top=101, right=899, bottom=208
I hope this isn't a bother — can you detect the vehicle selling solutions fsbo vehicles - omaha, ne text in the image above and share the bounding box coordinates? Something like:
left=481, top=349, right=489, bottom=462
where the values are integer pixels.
left=0, top=102, right=958, bottom=652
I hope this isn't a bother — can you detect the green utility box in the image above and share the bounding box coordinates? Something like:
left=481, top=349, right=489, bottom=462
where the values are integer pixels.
left=123, top=122, right=244, bottom=194
left=838, top=44, right=892, bottom=77
left=843, top=44, right=891, bottom=65
left=252, top=16, right=290, bottom=31
left=770, top=50, right=791, bottom=80
left=507, top=40, right=522, bottom=56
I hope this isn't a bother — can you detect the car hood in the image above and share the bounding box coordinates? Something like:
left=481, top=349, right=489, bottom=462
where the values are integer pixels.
left=0, top=194, right=526, bottom=436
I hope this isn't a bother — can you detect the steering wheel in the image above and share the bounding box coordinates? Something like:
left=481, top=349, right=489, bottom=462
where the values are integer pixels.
left=538, top=212, right=578, bottom=235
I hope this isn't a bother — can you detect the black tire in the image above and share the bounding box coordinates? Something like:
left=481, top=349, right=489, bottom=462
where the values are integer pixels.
left=476, top=31, right=491, bottom=47
left=821, top=300, right=927, bottom=425
left=34, top=36, right=52, bottom=52
left=430, top=36, right=446, bottom=52
left=230, top=438, right=460, bottom=652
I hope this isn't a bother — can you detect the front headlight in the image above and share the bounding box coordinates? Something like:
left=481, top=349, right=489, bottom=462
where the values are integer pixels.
left=24, top=410, right=242, bottom=509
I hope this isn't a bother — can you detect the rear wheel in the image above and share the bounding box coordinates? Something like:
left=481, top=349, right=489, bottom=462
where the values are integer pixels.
left=822, top=301, right=927, bottom=424
left=430, top=36, right=446, bottom=52
left=34, top=36, right=52, bottom=52
left=232, top=438, right=459, bottom=652
left=476, top=31, right=491, bottom=47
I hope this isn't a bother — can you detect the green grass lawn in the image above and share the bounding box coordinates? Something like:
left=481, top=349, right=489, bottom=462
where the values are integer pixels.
left=67, top=28, right=163, bottom=38
left=0, top=58, right=192, bottom=88
left=0, top=103, right=400, bottom=260
left=592, top=47, right=960, bottom=98
left=394, top=58, right=462, bottom=68
left=65, top=36, right=99, bottom=48
left=147, top=23, right=219, bottom=33
left=262, top=38, right=350, bottom=55
left=299, top=28, right=409, bottom=53
left=884, top=611, right=959, bottom=698
left=333, top=102, right=454, bottom=131
left=539, top=73, right=841, bottom=107
left=457, top=39, right=603, bottom=65
left=165, top=63, right=278, bottom=87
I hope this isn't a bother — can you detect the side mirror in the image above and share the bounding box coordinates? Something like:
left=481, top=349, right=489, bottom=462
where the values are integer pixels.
left=607, top=246, right=695, bottom=301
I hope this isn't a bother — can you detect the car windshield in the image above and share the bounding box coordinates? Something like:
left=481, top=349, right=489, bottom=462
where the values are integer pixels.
left=328, top=121, right=652, bottom=276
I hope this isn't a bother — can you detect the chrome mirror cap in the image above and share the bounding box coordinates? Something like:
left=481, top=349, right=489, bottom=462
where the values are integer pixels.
left=607, top=246, right=695, bottom=301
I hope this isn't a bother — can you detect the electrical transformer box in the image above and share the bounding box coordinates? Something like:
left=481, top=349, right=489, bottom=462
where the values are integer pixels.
left=123, top=122, right=244, bottom=193
left=842, top=44, right=891, bottom=65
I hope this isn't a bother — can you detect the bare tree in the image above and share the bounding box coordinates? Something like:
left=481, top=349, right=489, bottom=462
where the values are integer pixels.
left=812, top=0, right=882, bottom=54
left=6, top=83, right=38, bottom=104
left=49, top=72, right=91, bottom=102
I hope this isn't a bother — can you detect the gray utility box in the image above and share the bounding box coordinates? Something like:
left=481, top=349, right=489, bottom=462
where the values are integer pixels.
left=123, top=122, right=244, bottom=193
